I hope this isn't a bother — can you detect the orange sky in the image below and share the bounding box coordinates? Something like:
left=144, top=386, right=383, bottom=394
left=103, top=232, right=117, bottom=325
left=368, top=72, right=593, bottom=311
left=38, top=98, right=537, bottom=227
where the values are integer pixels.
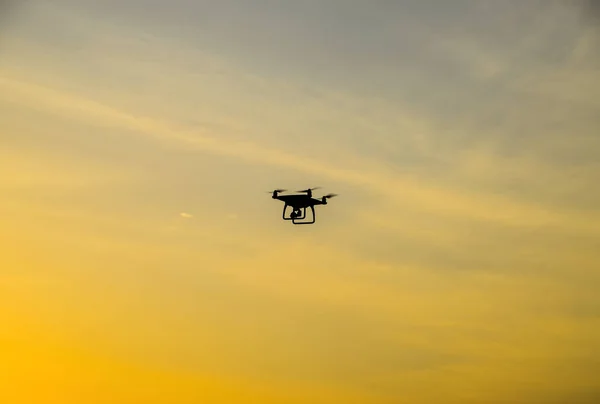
left=1, top=1, right=600, bottom=403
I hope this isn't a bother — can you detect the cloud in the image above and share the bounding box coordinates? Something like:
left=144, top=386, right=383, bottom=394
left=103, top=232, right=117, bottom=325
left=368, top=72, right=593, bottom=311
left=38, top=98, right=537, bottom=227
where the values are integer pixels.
left=0, top=1, right=596, bottom=243
left=2, top=1, right=598, bottom=231
left=0, top=147, right=139, bottom=192
left=1, top=72, right=598, bottom=239
left=1, top=4, right=599, bottom=402
left=190, top=236, right=599, bottom=402
left=179, top=212, right=193, bottom=218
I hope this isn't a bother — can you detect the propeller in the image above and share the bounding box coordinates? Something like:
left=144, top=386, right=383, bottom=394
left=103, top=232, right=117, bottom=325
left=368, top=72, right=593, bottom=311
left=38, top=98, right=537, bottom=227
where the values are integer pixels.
left=323, top=193, right=338, bottom=199
left=296, top=187, right=320, bottom=193
left=266, top=189, right=287, bottom=193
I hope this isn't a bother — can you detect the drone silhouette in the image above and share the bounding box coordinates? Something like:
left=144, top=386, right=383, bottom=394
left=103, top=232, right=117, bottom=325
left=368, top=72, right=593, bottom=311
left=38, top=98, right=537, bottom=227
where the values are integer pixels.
left=269, top=187, right=337, bottom=225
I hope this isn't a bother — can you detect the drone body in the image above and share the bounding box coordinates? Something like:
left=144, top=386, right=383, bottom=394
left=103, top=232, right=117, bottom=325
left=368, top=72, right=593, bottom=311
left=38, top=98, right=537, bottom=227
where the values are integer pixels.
left=269, top=187, right=337, bottom=224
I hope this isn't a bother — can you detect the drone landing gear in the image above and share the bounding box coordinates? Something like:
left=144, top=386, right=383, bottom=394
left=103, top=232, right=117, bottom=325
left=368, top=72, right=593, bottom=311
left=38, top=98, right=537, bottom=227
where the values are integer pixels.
left=282, top=204, right=315, bottom=224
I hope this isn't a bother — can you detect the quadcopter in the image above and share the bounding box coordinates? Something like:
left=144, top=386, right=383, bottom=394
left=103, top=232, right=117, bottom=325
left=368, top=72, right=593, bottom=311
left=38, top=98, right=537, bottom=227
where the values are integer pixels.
left=269, top=187, right=337, bottom=224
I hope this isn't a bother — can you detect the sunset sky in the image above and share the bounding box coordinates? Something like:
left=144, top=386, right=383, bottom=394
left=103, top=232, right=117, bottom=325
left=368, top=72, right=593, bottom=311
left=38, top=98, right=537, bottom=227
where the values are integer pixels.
left=1, top=1, right=599, bottom=403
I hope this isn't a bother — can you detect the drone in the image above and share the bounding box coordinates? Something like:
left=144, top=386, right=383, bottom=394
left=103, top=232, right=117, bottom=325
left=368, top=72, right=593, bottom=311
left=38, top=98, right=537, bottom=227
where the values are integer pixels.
left=269, top=187, right=337, bottom=225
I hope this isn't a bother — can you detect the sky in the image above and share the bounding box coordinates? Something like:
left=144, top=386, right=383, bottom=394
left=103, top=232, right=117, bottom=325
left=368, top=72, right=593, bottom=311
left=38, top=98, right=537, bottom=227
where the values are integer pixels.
left=1, top=0, right=599, bottom=403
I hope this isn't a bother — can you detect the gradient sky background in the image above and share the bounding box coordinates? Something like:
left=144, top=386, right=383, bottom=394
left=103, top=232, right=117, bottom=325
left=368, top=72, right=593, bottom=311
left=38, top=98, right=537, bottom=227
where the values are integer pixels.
left=1, top=1, right=599, bottom=403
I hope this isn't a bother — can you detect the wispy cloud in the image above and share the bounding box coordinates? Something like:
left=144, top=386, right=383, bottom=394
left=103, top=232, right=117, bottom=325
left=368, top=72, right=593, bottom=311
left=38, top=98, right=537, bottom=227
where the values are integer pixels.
left=2, top=1, right=599, bottom=403
left=1, top=1, right=598, bottom=241
left=2, top=73, right=598, bottom=239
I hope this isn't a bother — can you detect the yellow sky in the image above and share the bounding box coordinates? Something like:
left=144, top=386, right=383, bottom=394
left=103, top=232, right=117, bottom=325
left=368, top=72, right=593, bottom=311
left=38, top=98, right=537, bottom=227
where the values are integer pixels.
left=1, top=1, right=599, bottom=403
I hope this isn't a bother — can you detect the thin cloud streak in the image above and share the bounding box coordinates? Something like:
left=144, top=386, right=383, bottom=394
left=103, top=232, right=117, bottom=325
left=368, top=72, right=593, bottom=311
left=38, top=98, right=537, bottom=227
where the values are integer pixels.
left=1, top=72, right=598, bottom=237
